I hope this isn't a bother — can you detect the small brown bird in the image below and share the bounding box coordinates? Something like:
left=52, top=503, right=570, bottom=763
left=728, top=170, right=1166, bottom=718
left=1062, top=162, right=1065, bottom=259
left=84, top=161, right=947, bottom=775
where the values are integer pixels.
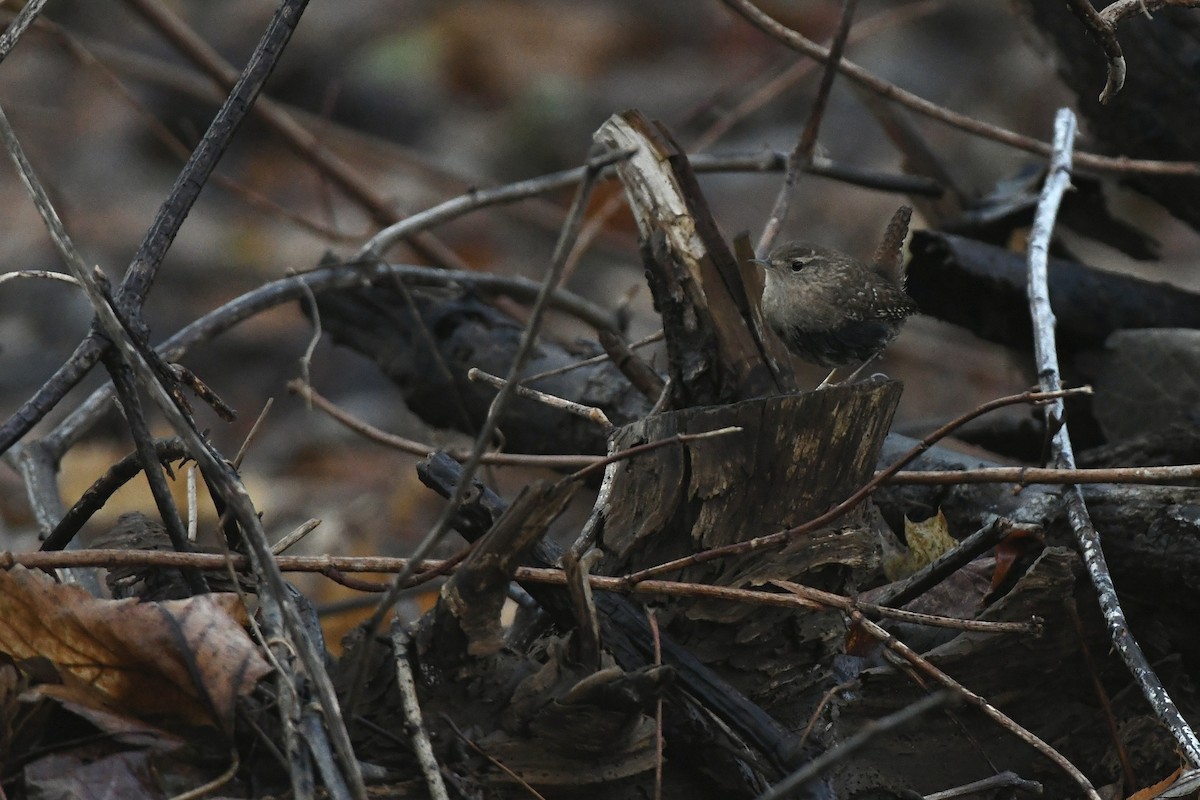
left=751, top=238, right=917, bottom=385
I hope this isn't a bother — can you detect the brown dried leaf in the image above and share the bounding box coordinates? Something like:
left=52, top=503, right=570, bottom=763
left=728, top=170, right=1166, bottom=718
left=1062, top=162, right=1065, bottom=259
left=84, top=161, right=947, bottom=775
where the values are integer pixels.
left=0, top=567, right=271, bottom=732
left=35, top=680, right=187, bottom=751
left=884, top=510, right=955, bottom=581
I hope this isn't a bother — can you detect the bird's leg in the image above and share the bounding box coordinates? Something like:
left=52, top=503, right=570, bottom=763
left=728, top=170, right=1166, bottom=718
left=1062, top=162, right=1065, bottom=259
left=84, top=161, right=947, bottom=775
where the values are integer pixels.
left=815, top=367, right=840, bottom=390
left=817, top=355, right=880, bottom=390
left=840, top=355, right=879, bottom=385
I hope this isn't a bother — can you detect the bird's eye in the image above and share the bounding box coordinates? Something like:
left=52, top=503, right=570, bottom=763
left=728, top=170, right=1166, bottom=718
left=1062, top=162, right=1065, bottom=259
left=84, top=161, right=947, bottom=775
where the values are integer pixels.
left=789, top=260, right=805, bottom=272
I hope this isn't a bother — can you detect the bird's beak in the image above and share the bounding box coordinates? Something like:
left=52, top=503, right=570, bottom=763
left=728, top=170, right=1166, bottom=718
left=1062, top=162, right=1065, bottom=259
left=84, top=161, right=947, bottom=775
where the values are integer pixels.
left=748, top=258, right=768, bottom=268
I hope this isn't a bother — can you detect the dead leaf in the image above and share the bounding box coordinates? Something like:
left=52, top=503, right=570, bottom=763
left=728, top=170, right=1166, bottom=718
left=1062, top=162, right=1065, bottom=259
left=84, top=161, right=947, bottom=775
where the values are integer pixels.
left=0, top=567, right=271, bottom=732
left=884, top=510, right=955, bottom=580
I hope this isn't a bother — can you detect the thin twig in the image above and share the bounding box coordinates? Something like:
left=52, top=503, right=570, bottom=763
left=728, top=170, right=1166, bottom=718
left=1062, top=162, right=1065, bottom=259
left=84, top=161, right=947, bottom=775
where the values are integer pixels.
left=41, top=438, right=189, bottom=552
left=924, top=771, right=1043, bottom=800
left=0, top=81, right=365, bottom=798
left=521, top=329, right=664, bottom=383
left=1065, top=0, right=1126, bottom=103
left=391, top=624, right=450, bottom=800
left=645, top=608, right=664, bottom=800
left=0, top=0, right=50, bottom=62
left=0, top=270, right=81, bottom=288
left=1100, top=0, right=1200, bottom=25
left=233, top=398, right=274, bottom=470
left=693, top=0, right=947, bottom=151
left=348, top=147, right=629, bottom=711
left=5, top=549, right=1041, bottom=634
left=884, top=462, right=1200, bottom=485
left=721, top=0, right=1200, bottom=176
left=565, top=427, right=744, bottom=484
left=756, top=691, right=952, bottom=800
left=286, top=379, right=598, bottom=469
left=773, top=580, right=1037, bottom=635
left=271, top=519, right=322, bottom=555
left=0, top=0, right=314, bottom=457
left=44, top=259, right=619, bottom=459
left=468, top=368, right=612, bottom=430
left=120, top=0, right=467, bottom=271
left=757, top=0, right=858, bottom=255
left=846, top=609, right=1100, bottom=798
left=1025, top=108, right=1200, bottom=766
left=356, top=148, right=635, bottom=262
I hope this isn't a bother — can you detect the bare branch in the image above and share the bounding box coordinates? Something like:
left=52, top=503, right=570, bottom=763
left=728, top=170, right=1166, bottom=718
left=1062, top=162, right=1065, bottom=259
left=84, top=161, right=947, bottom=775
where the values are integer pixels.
left=1026, top=108, right=1200, bottom=768
left=721, top=0, right=1200, bottom=176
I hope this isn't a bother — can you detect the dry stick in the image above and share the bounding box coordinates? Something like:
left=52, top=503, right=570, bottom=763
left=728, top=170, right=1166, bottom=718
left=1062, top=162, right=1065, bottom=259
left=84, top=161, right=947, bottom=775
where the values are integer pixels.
left=694, top=150, right=943, bottom=195
left=756, top=690, right=952, bottom=800
left=33, top=17, right=360, bottom=244
left=0, top=112, right=202, bottom=594
left=0, top=270, right=80, bottom=288
left=884, top=463, right=1200, bottom=485
left=866, top=517, right=1014, bottom=611
left=721, top=0, right=1200, bottom=177
left=47, top=259, right=619, bottom=459
left=468, top=367, right=613, bottom=430
left=695, top=0, right=947, bottom=151
left=0, top=100, right=363, bottom=800
left=232, top=397, right=273, bottom=470
left=42, top=438, right=189, bottom=551
left=527, top=330, right=665, bottom=383
left=7, top=549, right=1035, bottom=635
left=842, top=604, right=1033, bottom=635
left=756, top=0, right=858, bottom=256
left=1065, top=0, right=1126, bottom=103
left=562, top=0, right=947, bottom=284
left=347, top=149, right=626, bottom=710
left=565, top=427, right=745, bottom=485
left=1026, top=109, right=1200, bottom=766
left=846, top=609, right=1101, bottom=799
left=271, top=519, right=322, bottom=555
left=101, top=348, right=208, bottom=594
left=772, top=580, right=1037, bottom=635
left=120, top=0, right=467, bottom=272
left=1100, top=0, right=1200, bottom=22
left=0, top=0, right=311, bottom=456
left=440, top=715, right=548, bottom=800
left=645, top=608, right=665, bottom=800
left=621, top=386, right=1089, bottom=586
left=391, top=624, right=450, bottom=800
left=0, top=0, right=50, bottom=62
left=287, top=378, right=597, bottom=469
left=1081, top=0, right=1200, bottom=104
left=924, top=772, right=1043, bottom=800
left=355, top=148, right=635, bottom=263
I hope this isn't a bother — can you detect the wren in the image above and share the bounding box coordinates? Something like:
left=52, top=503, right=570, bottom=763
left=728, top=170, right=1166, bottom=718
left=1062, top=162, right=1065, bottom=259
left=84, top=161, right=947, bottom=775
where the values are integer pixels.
left=751, top=234, right=917, bottom=385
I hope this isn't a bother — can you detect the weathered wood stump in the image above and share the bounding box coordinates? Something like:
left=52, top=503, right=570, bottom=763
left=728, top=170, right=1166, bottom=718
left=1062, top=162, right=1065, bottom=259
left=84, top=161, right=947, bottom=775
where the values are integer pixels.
left=599, top=381, right=902, bottom=703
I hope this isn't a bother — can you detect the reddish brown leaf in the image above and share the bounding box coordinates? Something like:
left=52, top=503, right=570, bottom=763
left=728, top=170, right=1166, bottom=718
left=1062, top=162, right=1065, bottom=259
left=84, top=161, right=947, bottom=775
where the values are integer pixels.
left=0, top=567, right=271, bottom=732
